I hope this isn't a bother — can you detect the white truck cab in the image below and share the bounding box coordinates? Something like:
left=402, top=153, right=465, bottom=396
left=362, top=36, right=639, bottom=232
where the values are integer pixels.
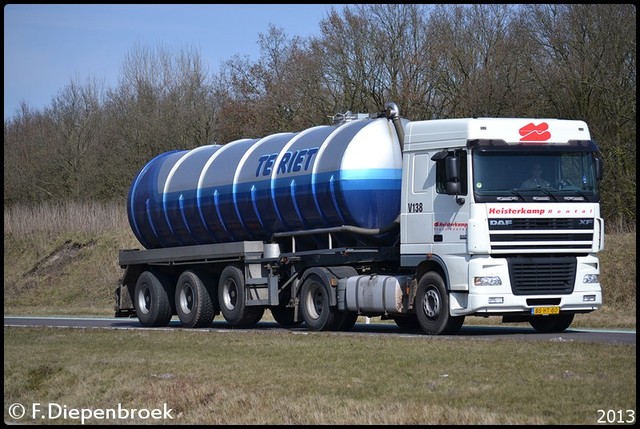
left=399, top=117, right=603, bottom=331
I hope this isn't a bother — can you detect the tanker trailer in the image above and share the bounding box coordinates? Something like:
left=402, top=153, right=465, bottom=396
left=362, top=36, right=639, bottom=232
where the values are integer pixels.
left=115, top=102, right=603, bottom=336
left=116, top=104, right=408, bottom=330
left=126, top=112, right=404, bottom=252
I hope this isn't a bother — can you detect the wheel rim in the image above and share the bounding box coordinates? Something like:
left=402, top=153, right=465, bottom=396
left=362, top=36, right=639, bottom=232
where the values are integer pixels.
left=179, top=284, right=194, bottom=315
left=222, top=278, right=238, bottom=310
left=137, top=284, right=151, bottom=315
left=305, top=284, right=323, bottom=320
left=422, top=287, right=441, bottom=320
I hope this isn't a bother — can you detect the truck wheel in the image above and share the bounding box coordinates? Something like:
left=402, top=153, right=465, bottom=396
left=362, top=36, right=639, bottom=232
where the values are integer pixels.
left=175, top=269, right=215, bottom=328
left=529, top=313, right=574, bottom=333
left=335, top=311, right=359, bottom=331
left=218, top=265, right=264, bottom=327
left=393, top=314, right=420, bottom=331
left=134, top=270, right=174, bottom=327
left=299, top=274, right=340, bottom=331
left=415, top=273, right=465, bottom=335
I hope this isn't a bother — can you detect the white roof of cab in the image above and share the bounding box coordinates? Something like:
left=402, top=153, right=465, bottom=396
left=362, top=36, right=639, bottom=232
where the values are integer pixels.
left=404, top=117, right=591, bottom=150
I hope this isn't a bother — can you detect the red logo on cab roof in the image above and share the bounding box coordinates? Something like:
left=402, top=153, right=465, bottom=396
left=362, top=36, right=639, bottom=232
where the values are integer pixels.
left=519, top=122, right=551, bottom=142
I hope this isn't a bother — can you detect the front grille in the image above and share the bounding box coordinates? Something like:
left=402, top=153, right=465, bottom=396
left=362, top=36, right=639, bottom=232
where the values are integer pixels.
left=489, top=218, right=594, bottom=230
left=508, top=256, right=576, bottom=295
left=488, top=218, right=595, bottom=252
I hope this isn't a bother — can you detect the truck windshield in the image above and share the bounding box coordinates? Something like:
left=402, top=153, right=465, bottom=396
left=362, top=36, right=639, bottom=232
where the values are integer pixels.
left=472, top=151, right=600, bottom=202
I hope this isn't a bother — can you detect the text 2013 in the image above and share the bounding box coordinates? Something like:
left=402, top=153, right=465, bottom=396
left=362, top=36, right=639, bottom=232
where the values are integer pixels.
left=597, top=409, right=635, bottom=424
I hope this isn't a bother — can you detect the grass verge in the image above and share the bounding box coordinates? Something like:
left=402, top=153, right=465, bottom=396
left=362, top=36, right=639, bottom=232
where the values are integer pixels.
left=4, top=327, right=636, bottom=425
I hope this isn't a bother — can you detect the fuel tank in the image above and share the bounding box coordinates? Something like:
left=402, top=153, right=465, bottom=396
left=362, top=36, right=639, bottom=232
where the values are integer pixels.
left=127, top=117, right=403, bottom=250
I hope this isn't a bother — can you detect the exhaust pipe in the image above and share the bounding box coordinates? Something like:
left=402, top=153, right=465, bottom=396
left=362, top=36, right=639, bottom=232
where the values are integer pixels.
left=384, top=102, right=404, bottom=153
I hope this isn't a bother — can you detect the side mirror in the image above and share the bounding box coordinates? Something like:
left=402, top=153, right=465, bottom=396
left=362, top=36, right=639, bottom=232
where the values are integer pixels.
left=595, top=157, right=603, bottom=181
left=446, top=156, right=461, bottom=195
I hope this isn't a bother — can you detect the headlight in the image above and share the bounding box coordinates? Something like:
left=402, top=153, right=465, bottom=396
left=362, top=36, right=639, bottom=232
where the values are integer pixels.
left=583, top=274, right=599, bottom=283
left=474, top=276, right=502, bottom=286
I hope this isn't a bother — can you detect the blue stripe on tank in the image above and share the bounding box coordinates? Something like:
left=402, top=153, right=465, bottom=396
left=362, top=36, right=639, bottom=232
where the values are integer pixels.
left=339, top=168, right=402, bottom=188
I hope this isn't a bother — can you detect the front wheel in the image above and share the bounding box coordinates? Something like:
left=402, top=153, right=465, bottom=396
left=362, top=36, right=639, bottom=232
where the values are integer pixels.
left=529, top=313, right=574, bottom=333
left=414, top=272, right=464, bottom=335
left=393, top=314, right=420, bottom=331
left=335, top=311, right=359, bottom=331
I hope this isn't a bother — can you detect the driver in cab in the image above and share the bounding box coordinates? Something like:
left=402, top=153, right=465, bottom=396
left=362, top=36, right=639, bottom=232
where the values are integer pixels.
left=520, top=162, right=551, bottom=189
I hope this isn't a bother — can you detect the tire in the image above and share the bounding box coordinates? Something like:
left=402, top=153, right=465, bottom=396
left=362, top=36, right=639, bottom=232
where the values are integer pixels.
left=299, top=274, right=340, bottom=331
left=218, top=265, right=264, bottom=327
left=242, top=306, right=265, bottom=327
left=270, top=284, right=303, bottom=327
left=175, top=269, right=215, bottom=328
left=529, top=313, right=574, bottom=333
left=270, top=306, right=302, bottom=327
left=415, top=272, right=465, bottom=335
left=134, top=270, right=174, bottom=327
left=335, top=311, right=359, bottom=331
left=393, top=314, right=421, bottom=331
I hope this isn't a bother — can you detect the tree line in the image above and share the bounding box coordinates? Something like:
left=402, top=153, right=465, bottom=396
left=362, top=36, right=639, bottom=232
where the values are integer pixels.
left=3, top=4, right=636, bottom=230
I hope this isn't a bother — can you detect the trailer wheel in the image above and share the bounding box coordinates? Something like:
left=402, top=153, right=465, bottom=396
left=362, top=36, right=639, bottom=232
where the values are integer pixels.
left=529, top=313, right=574, bottom=333
left=415, top=272, right=465, bottom=335
left=270, top=306, right=302, bottom=327
left=270, top=285, right=302, bottom=327
left=134, top=270, right=174, bottom=327
left=218, top=265, right=264, bottom=327
left=299, top=274, right=340, bottom=331
left=175, top=269, right=215, bottom=328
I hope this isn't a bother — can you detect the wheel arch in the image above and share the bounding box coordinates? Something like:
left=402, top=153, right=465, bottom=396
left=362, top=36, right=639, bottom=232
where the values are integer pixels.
left=415, top=256, right=450, bottom=291
left=298, top=266, right=358, bottom=306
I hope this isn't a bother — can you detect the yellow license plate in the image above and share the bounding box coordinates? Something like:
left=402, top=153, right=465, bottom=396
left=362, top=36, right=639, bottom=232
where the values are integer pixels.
left=532, top=307, right=560, bottom=315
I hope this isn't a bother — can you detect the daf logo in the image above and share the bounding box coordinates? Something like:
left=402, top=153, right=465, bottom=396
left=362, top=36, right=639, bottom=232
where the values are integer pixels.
left=490, top=220, right=512, bottom=226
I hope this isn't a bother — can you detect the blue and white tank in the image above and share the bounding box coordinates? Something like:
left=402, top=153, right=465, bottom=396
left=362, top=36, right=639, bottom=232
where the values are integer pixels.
left=127, top=117, right=403, bottom=249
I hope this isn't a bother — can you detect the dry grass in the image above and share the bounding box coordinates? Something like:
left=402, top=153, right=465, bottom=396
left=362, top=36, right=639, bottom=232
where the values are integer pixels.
left=3, top=327, right=636, bottom=425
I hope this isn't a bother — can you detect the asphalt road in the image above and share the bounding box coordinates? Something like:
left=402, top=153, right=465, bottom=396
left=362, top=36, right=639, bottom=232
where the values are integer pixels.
left=3, top=316, right=635, bottom=345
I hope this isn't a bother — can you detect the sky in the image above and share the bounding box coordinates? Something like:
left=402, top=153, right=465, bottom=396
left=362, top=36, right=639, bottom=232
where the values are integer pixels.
left=4, top=4, right=344, bottom=119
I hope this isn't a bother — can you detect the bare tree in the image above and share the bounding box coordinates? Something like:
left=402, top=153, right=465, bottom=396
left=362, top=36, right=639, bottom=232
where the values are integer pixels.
left=212, top=23, right=332, bottom=143
left=49, top=77, right=105, bottom=200
left=522, top=4, right=636, bottom=227
left=90, top=43, right=219, bottom=200
left=4, top=104, right=57, bottom=204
